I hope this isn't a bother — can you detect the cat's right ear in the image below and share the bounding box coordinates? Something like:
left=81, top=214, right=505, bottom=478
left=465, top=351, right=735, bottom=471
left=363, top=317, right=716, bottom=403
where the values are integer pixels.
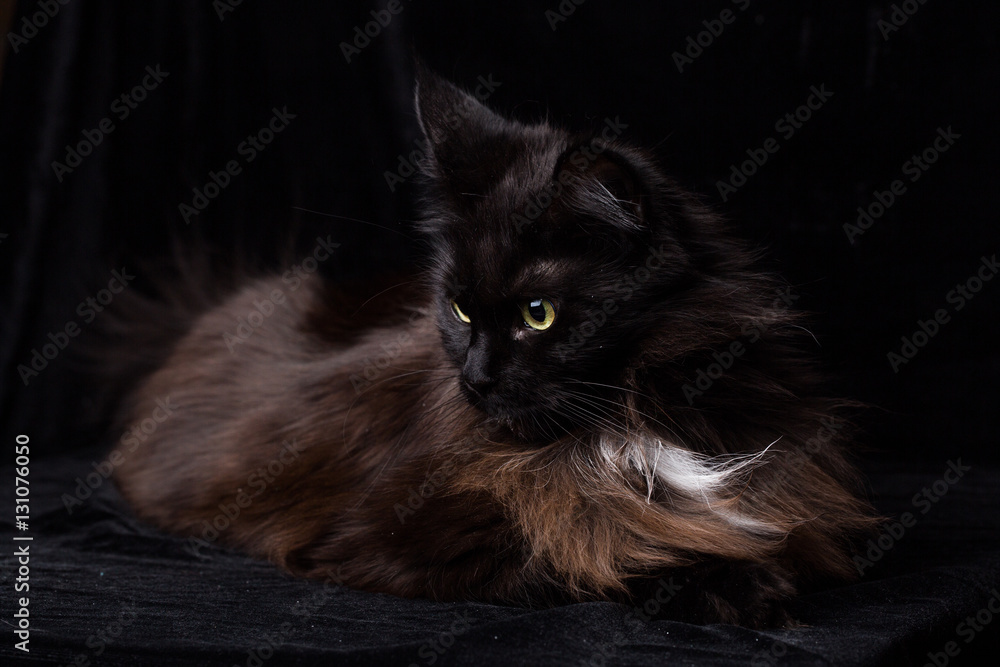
left=414, top=65, right=506, bottom=178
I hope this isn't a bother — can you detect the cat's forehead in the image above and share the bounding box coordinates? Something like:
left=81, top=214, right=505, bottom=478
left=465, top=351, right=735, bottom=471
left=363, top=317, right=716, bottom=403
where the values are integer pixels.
left=498, top=256, right=585, bottom=296
left=442, top=236, right=588, bottom=302
left=485, top=139, right=567, bottom=213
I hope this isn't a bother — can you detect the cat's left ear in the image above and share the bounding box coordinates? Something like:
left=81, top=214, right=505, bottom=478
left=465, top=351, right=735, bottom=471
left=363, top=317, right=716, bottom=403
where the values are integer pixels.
left=559, top=144, right=646, bottom=232
left=414, top=65, right=507, bottom=178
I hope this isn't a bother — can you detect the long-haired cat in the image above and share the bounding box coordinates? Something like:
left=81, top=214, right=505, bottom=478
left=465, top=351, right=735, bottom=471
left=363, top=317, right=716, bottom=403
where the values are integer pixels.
left=111, top=68, right=877, bottom=628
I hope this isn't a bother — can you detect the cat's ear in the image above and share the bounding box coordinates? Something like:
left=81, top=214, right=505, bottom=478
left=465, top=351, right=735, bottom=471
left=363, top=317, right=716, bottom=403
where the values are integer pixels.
left=414, top=65, right=507, bottom=178
left=558, top=144, right=645, bottom=232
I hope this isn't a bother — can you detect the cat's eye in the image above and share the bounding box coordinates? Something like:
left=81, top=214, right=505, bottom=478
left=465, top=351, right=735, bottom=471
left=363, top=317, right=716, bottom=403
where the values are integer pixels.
left=451, top=300, right=471, bottom=324
left=520, top=299, right=556, bottom=331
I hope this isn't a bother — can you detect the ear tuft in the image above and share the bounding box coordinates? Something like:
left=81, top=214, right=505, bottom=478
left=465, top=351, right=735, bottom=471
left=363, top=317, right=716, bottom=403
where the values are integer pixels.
left=559, top=145, right=645, bottom=232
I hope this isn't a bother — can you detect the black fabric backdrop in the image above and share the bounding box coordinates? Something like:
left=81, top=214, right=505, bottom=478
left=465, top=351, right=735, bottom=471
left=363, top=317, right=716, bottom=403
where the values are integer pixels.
left=1, top=1, right=999, bottom=665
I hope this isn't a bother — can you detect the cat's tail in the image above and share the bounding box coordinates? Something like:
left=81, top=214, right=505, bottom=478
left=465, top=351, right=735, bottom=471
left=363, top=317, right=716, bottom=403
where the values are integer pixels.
left=75, top=237, right=250, bottom=433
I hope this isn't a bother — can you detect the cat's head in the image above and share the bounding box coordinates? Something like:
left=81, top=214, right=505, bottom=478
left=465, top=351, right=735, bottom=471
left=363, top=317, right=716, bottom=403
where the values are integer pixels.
left=414, top=69, right=755, bottom=442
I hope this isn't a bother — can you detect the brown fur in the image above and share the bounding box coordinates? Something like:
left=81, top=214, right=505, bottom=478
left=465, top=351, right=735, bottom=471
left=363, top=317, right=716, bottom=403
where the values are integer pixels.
left=114, top=271, right=875, bottom=626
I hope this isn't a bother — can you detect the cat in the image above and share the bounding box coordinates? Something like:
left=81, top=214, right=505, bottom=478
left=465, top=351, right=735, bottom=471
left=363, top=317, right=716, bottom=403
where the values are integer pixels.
left=111, top=67, right=878, bottom=628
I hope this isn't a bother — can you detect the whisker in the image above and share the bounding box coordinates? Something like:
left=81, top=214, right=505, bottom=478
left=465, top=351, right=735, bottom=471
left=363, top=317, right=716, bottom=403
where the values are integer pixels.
left=565, top=378, right=655, bottom=401
left=557, top=395, right=626, bottom=438
left=350, top=281, right=419, bottom=317
left=561, top=386, right=685, bottom=442
left=292, top=206, right=415, bottom=240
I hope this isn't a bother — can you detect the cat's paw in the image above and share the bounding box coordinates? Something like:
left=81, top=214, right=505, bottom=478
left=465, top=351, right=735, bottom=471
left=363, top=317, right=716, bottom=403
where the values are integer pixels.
left=637, top=560, right=797, bottom=628
left=689, top=561, right=796, bottom=628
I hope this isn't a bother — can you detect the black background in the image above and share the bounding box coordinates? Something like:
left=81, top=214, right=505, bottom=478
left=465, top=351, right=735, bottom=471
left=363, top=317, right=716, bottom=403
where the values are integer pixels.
left=1, top=2, right=999, bottom=665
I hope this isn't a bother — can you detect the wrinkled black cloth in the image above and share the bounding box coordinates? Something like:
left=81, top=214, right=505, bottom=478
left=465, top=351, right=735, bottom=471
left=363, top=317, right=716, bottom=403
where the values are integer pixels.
left=1, top=456, right=998, bottom=666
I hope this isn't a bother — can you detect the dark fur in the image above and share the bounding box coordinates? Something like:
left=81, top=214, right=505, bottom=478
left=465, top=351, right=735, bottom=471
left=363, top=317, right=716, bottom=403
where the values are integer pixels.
left=112, top=70, right=877, bottom=628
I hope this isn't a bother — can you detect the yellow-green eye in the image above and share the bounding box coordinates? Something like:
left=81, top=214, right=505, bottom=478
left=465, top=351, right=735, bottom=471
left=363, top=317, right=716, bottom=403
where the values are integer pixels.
left=451, top=300, right=471, bottom=324
left=521, top=299, right=556, bottom=331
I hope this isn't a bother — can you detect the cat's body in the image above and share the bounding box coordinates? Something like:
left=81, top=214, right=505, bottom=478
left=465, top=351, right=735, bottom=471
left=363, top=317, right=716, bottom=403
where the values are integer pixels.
left=112, top=70, right=876, bottom=627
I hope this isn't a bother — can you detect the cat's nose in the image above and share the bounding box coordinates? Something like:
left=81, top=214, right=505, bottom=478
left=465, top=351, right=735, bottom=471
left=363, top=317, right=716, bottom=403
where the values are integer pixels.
left=462, top=339, right=496, bottom=397
left=462, top=362, right=496, bottom=398
left=463, top=377, right=496, bottom=398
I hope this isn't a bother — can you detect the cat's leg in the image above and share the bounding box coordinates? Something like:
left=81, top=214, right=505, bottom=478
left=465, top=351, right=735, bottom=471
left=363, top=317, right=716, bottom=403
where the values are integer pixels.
left=631, top=559, right=797, bottom=628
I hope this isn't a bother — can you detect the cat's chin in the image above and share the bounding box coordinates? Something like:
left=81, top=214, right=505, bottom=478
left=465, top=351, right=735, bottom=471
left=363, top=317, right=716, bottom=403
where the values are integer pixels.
left=460, top=387, right=550, bottom=443
left=487, top=415, right=551, bottom=445
left=476, top=403, right=573, bottom=445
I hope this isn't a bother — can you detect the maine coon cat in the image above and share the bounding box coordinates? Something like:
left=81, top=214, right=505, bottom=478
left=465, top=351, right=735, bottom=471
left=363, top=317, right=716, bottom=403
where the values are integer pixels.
left=111, top=68, right=877, bottom=628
